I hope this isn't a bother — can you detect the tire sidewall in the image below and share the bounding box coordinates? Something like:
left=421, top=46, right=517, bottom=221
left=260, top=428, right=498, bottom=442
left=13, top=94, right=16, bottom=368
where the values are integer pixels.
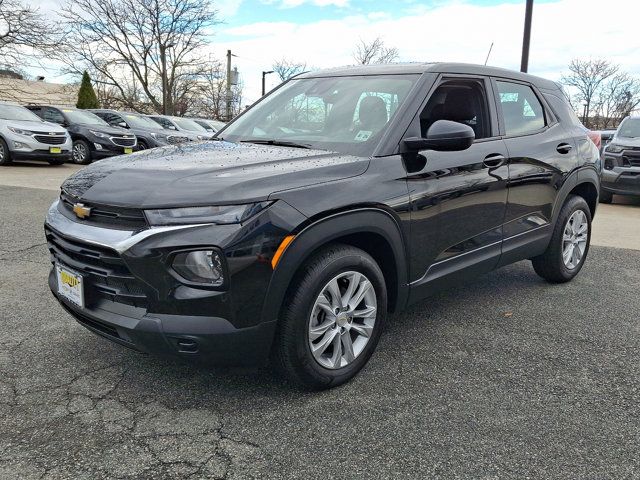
left=0, top=137, right=12, bottom=165
left=287, top=250, right=387, bottom=388
left=555, top=196, right=592, bottom=279
left=72, top=140, right=91, bottom=165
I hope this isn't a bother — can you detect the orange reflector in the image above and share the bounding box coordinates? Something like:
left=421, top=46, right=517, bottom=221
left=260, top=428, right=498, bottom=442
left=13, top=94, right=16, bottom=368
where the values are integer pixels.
left=271, top=235, right=295, bottom=269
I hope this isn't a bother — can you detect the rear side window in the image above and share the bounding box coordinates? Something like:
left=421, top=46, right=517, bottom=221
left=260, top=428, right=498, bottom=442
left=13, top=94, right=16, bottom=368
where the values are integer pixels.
left=496, top=81, right=546, bottom=136
left=44, top=108, right=65, bottom=124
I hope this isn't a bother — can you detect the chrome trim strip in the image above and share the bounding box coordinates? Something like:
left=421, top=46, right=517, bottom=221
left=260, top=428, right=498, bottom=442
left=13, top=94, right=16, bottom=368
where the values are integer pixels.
left=45, top=200, right=208, bottom=253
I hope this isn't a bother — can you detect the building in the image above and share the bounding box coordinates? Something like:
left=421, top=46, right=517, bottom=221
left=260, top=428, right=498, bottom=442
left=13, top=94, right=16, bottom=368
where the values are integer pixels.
left=0, top=73, right=77, bottom=107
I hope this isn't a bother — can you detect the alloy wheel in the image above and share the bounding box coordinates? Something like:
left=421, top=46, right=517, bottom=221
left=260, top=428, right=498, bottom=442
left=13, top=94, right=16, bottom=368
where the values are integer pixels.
left=562, top=210, right=588, bottom=269
left=0, top=142, right=5, bottom=161
left=72, top=143, right=87, bottom=163
left=308, top=271, right=377, bottom=369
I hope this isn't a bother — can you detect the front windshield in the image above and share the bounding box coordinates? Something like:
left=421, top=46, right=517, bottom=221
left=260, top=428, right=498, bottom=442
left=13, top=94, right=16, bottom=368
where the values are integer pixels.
left=172, top=117, right=207, bottom=132
left=617, top=118, right=640, bottom=139
left=221, top=74, right=419, bottom=155
left=62, top=109, right=109, bottom=126
left=124, top=113, right=163, bottom=129
left=0, top=104, right=43, bottom=122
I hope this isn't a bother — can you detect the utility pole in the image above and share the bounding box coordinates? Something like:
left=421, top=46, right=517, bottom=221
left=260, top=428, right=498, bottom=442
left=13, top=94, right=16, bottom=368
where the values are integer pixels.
left=160, top=44, right=167, bottom=115
left=262, top=71, right=274, bottom=96
left=520, top=0, right=534, bottom=73
left=226, top=49, right=232, bottom=121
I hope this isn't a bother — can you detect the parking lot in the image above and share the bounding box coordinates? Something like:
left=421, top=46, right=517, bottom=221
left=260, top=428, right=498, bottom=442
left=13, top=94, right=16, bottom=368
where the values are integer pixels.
left=1, top=165, right=639, bottom=479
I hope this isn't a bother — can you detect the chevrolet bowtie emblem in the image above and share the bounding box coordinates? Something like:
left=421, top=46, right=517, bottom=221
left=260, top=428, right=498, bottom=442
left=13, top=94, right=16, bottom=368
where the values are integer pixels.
left=73, top=203, right=92, bottom=219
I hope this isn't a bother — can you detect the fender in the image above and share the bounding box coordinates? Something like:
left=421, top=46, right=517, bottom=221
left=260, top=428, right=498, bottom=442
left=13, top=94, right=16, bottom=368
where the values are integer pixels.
left=551, top=166, right=600, bottom=225
left=259, top=208, right=410, bottom=326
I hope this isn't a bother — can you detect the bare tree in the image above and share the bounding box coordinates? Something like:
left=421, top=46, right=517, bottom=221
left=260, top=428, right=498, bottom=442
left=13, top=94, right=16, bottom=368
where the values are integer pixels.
left=272, top=58, right=307, bottom=82
left=593, top=73, right=640, bottom=128
left=58, top=0, right=219, bottom=115
left=353, top=37, right=399, bottom=65
left=561, top=59, right=618, bottom=128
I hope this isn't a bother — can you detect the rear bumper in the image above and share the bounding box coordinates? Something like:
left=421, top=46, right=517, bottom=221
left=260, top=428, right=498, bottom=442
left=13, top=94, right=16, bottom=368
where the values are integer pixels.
left=50, top=269, right=277, bottom=365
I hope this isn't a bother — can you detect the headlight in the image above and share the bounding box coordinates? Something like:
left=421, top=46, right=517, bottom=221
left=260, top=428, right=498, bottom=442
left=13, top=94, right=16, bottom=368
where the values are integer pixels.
left=144, top=202, right=272, bottom=226
left=7, top=127, right=31, bottom=135
left=171, top=249, right=225, bottom=286
left=197, top=135, right=204, bottom=140
left=605, top=143, right=625, bottom=153
left=150, top=132, right=168, bottom=141
left=89, top=130, right=109, bottom=138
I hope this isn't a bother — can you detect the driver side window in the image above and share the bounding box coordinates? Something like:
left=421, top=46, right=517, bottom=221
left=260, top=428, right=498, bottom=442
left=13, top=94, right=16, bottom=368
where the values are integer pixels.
left=420, top=80, right=491, bottom=140
left=44, top=108, right=65, bottom=125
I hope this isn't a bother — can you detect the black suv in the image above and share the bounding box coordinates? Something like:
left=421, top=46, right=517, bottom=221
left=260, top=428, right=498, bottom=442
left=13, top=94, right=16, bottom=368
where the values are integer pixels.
left=600, top=117, right=640, bottom=203
left=27, top=106, right=137, bottom=164
left=90, top=109, right=190, bottom=150
left=44, top=64, right=600, bottom=389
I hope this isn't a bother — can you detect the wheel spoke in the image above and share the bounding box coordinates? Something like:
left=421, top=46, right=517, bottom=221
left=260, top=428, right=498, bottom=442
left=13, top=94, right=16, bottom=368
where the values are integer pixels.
left=311, top=329, right=339, bottom=360
left=351, top=322, right=373, bottom=338
left=316, top=294, right=336, bottom=317
left=341, top=272, right=361, bottom=307
left=348, top=279, right=372, bottom=311
left=352, top=305, right=376, bottom=319
left=326, top=278, right=342, bottom=310
left=563, top=244, right=574, bottom=265
left=329, top=332, right=342, bottom=368
left=341, top=333, right=355, bottom=363
left=309, top=318, right=335, bottom=341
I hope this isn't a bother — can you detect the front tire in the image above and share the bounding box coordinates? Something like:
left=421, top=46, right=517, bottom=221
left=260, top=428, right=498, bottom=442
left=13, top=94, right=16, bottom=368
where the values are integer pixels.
left=532, top=195, right=592, bottom=283
left=71, top=140, right=92, bottom=165
left=272, top=244, right=387, bottom=390
left=0, top=137, right=12, bottom=166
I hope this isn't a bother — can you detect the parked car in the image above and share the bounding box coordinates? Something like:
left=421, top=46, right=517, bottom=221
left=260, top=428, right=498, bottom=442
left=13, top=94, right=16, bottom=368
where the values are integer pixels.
left=0, top=102, right=71, bottom=166
left=192, top=118, right=226, bottom=134
left=90, top=109, right=190, bottom=149
left=45, top=63, right=600, bottom=389
left=147, top=114, right=214, bottom=141
left=26, top=106, right=137, bottom=165
left=600, top=116, right=640, bottom=203
left=598, top=129, right=616, bottom=149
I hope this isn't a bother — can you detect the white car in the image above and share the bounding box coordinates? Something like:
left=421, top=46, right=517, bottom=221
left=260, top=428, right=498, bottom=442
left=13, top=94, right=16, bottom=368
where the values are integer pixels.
left=0, top=103, right=72, bottom=166
left=147, top=114, right=215, bottom=141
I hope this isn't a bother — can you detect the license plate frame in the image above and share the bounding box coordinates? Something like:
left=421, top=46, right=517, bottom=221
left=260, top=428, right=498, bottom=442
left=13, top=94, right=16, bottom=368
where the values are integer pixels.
left=124, top=147, right=133, bottom=154
left=50, top=147, right=62, bottom=154
left=56, top=263, right=84, bottom=308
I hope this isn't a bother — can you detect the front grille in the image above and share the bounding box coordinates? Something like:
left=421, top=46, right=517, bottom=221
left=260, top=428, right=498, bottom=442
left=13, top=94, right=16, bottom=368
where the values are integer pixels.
left=34, top=134, right=67, bottom=145
left=167, top=135, right=188, bottom=144
left=60, top=192, right=147, bottom=230
left=111, top=136, right=136, bottom=147
left=46, top=226, right=148, bottom=309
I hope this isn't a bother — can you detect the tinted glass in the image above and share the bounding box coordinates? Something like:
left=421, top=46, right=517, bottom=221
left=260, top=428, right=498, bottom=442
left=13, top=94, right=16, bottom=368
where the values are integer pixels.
left=44, top=108, right=65, bottom=124
left=61, top=109, right=109, bottom=126
left=172, top=117, right=207, bottom=132
left=221, top=74, right=419, bottom=156
left=496, top=81, right=546, bottom=136
left=124, top=114, right=164, bottom=129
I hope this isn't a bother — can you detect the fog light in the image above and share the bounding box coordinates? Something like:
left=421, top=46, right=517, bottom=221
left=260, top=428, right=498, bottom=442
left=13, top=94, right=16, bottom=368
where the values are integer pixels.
left=13, top=141, right=28, bottom=149
left=94, top=143, right=103, bottom=150
left=172, top=250, right=224, bottom=286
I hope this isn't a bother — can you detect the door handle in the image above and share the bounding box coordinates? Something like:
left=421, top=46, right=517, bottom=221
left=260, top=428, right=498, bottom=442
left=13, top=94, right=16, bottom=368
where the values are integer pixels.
left=557, top=143, right=573, bottom=154
left=483, top=154, right=506, bottom=168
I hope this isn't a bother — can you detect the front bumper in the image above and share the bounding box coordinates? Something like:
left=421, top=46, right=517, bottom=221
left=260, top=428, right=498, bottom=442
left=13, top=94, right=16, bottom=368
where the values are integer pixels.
left=44, top=198, right=304, bottom=365
left=6, top=131, right=72, bottom=160
left=601, top=167, right=640, bottom=196
left=91, top=141, right=135, bottom=159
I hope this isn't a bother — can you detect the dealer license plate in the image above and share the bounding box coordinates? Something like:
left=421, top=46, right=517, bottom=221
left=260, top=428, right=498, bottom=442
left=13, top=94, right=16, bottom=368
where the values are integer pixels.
left=50, top=147, right=62, bottom=154
left=124, top=147, right=133, bottom=154
left=56, top=264, right=84, bottom=308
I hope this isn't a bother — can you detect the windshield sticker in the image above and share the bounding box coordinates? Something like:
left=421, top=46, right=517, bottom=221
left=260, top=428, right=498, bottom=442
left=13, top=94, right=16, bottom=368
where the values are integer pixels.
left=354, top=130, right=372, bottom=142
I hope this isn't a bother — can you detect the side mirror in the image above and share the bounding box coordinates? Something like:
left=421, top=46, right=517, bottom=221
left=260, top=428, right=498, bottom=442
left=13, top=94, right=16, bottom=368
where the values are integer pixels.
left=403, top=120, right=475, bottom=152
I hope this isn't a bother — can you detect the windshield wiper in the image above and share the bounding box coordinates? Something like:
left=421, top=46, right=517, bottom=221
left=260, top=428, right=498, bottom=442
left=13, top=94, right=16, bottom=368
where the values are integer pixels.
left=240, top=139, right=311, bottom=149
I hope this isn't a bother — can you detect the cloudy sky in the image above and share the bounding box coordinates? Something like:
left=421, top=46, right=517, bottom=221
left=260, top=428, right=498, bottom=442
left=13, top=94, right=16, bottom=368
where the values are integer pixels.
left=33, top=0, right=640, bottom=105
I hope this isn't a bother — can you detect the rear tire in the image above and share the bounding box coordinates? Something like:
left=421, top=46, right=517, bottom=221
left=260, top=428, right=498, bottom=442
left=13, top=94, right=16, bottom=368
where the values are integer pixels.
left=599, top=191, right=613, bottom=204
left=532, top=195, right=591, bottom=283
left=272, top=244, right=387, bottom=390
left=71, top=140, right=92, bottom=165
left=0, top=137, right=13, bottom=166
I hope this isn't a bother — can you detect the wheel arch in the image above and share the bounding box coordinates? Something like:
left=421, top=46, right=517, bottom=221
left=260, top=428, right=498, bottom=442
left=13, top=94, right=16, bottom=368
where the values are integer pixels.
left=551, top=167, right=600, bottom=224
left=260, top=208, right=410, bottom=327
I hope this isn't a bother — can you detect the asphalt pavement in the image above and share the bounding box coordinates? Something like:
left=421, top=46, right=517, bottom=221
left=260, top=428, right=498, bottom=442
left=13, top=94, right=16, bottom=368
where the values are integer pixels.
left=1, top=184, right=639, bottom=479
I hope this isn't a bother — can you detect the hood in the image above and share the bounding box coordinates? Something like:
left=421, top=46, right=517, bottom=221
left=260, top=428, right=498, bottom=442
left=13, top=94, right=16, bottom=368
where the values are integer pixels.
left=612, top=136, right=640, bottom=147
left=76, top=123, right=132, bottom=136
left=5, top=119, right=66, bottom=133
left=61, top=141, right=369, bottom=208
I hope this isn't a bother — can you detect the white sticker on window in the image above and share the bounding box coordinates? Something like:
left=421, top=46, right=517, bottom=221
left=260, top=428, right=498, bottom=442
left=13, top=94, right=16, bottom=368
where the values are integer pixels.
left=354, top=130, right=372, bottom=142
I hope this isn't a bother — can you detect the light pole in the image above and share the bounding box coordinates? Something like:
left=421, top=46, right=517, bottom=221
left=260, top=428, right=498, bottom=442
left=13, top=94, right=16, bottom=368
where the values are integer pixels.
left=520, top=0, right=534, bottom=73
left=262, top=71, right=274, bottom=96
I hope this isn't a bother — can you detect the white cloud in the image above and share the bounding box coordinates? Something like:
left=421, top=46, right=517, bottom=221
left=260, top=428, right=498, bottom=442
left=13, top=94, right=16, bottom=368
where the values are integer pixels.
left=212, top=0, right=640, bottom=105
left=261, top=0, right=349, bottom=8
left=216, top=0, right=244, bottom=18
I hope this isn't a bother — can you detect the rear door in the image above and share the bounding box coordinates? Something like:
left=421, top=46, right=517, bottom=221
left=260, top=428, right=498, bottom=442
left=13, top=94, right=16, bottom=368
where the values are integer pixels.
left=491, top=78, right=580, bottom=265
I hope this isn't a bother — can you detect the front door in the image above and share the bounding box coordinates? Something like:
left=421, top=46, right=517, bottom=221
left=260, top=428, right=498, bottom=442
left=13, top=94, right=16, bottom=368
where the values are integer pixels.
left=406, top=77, right=509, bottom=302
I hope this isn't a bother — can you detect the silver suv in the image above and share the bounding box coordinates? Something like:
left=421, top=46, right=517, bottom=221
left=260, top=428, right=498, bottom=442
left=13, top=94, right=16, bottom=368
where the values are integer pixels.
left=601, top=116, right=640, bottom=203
left=0, top=103, right=72, bottom=166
